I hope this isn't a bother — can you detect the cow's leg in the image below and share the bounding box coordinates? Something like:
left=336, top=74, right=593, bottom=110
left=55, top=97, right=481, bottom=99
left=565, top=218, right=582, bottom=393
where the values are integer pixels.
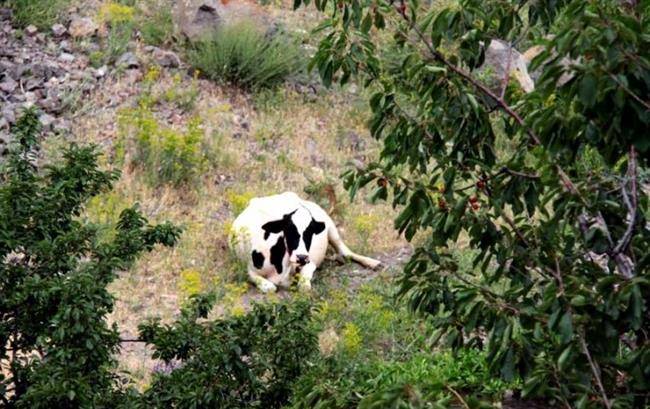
left=297, top=262, right=317, bottom=292
left=249, top=271, right=277, bottom=293
left=327, top=225, right=382, bottom=269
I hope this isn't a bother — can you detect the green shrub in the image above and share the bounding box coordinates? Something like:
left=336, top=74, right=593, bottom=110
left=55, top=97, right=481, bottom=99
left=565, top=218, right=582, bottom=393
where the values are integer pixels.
left=188, top=21, right=304, bottom=90
left=8, top=0, right=69, bottom=29
left=138, top=295, right=317, bottom=408
left=0, top=109, right=181, bottom=408
left=289, top=281, right=513, bottom=408
left=117, top=102, right=208, bottom=187
left=138, top=2, right=174, bottom=46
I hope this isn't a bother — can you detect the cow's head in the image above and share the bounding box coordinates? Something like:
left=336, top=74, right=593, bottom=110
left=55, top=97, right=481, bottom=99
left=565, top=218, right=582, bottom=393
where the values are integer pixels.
left=262, top=207, right=325, bottom=267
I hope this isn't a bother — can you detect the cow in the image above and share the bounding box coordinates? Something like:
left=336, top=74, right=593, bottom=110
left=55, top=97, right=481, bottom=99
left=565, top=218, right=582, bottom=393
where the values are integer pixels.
left=229, top=192, right=381, bottom=293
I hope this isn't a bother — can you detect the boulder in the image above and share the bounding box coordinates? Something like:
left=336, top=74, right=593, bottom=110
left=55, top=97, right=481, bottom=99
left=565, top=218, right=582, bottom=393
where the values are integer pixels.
left=69, top=17, right=97, bottom=38
left=172, top=0, right=222, bottom=41
left=476, top=39, right=535, bottom=94
left=522, top=44, right=576, bottom=86
left=172, top=0, right=269, bottom=41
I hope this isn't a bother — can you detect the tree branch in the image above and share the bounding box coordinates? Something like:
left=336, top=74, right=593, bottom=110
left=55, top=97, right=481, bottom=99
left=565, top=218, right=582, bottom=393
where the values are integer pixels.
left=399, top=11, right=582, bottom=199
left=580, top=336, right=612, bottom=409
left=613, top=146, right=638, bottom=256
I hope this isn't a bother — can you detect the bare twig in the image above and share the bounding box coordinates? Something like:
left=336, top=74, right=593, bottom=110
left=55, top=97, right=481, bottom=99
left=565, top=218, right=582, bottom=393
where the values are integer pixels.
left=608, top=72, right=650, bottom=111
left=446, top=385, right=470, bottom=409
left=119, top=338, right=146, bottom=343
left=613, top=146, right=638, bottom=255
left=580, top=336, right=613, bottom=409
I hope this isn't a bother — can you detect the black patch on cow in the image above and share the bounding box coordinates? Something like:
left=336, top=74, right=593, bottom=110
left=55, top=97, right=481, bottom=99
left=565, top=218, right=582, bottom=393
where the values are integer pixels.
left=270, top=236, right=286, bottom=274
left=251, top=250, right=265, bottom=269
left=303, top=218, right=326, bottom=251
left=262, top=209, right=300, bottom=254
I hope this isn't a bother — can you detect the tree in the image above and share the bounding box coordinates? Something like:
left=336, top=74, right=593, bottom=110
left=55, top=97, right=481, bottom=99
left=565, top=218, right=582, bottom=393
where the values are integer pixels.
left=0, top=109, right=181, bottom=408
left=297, top=0, right=649, bottom=407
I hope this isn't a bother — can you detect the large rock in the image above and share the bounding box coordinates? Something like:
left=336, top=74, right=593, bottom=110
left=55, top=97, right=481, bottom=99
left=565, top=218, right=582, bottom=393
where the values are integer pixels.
left=172, top=0, right=222, bottom=41
left=522, top=44, right=576, bottom=86
left=172, top=0, right=269, bottom=41
left=476, top=39, right=535, bottom=94
left=69, top=17, right=98, bottom=38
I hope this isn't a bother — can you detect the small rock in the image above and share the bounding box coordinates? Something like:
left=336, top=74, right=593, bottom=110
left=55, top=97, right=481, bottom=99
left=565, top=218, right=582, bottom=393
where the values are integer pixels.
left=0, top=8, right=12, bottom=21
left=24, top=78, right=43, bottom=91
left=24, top=91, right=39, bottom=104
left=52, top=23, right=67, bottom=37
left=59, top=40, right=71, bottom=52
left=0, top=77, right=17, bottom=93
left=38, top=113, right=55, bottom=128
left=38, top=96, right=62, bottom=113
left=152, top=48, right=181, bottom=68
left=69, top=17, right=97, bottom=38
left=0, top=117, right=8, bottom=130
left=116, top=52, right=139, bottom=69
left=25, top=25, right=38, bottom=36
left=59, top=52, right=75, bottom=63
left=2, top=106, right=16, bottom=124
left=94, top=65, right=108, bottom=78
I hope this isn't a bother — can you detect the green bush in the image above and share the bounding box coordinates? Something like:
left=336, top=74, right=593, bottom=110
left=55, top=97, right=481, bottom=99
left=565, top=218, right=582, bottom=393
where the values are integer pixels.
left=7, top=0, right=69, bottom=29
left=0, top=109, right=181, bottom=408
left=117, top=101, right=207, bottom=187
left=138, top=295, right=317, bottom=408
left=188, top=21, right=304, bottom=90
left=289, top=282, right=513, bottom=408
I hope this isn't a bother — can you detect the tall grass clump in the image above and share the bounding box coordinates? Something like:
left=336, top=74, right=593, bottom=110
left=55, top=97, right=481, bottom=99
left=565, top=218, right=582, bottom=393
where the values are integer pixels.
left=138, top=1, right=173, bottom=46
left=188, top=21, right=303, bottom=90
left=98, top=2, right=136, bottom=64
left=8, top=0, right=69, bottom=29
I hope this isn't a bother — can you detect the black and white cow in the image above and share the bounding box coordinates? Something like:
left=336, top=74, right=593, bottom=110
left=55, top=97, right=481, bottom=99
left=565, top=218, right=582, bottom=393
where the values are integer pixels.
left=229, top=192, right=381, bottom=292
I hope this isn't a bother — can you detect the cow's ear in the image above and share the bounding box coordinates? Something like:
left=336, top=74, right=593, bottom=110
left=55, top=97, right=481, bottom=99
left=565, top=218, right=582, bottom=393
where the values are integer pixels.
left=262, top=218, right=286, bottom=239
left=308, top=219, right=326, bottom=235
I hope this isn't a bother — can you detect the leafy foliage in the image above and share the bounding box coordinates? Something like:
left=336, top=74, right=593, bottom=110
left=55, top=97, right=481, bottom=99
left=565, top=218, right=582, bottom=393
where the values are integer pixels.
left=188, top=21, right=304, bottom=90
left=138, top=295, right=317, bottom=408
left=297, top=0, right=650, bottom=407
left=289, top=282, right=512, bottom=408
left=0, top=109, right=181, bottom=408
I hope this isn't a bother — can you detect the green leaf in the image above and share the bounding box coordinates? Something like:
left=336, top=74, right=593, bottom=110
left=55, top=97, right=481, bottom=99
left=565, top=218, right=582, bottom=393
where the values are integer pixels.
left=558, top=311, right=573, bottom=344
left=579, top=74, right=597, bottom=107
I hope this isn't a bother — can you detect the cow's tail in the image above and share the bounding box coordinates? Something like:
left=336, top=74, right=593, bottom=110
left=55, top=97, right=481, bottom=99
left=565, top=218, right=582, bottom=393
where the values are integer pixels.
left=328, top=224, right=382, bottom=269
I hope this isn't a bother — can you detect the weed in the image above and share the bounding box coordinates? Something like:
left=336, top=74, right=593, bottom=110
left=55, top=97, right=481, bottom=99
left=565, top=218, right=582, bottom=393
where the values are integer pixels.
left=226, top=191, right=254, bottom=216
left=179, top=269, right=203, bottom=299
left=162, top=73, right=200, bottom=112
left=341, top=322, right=362, bottom=355
left=117, top=103, right=207, bottom=187
left=97, top=2, right=135, bottom=64
left=188, top=21, right=304, bottom=90
left=8, top=0, right=70, bottom=29
left=138, top=2, right=173, bottom=46
left=352, top=213, right=380, bottom=254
